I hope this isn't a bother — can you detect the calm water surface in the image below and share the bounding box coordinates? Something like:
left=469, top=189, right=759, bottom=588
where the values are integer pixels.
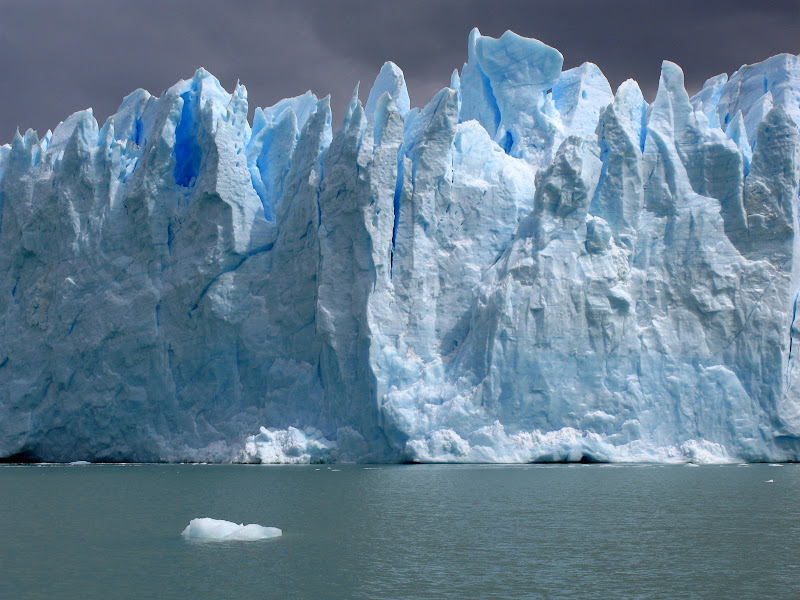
left=1, top=463, right=798, bottom=599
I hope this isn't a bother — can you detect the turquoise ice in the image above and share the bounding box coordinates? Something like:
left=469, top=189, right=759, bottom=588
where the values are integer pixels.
left=1, top=30, right=799, bottom=464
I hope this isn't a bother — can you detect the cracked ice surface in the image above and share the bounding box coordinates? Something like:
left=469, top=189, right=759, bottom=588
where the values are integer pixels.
left=1, top=29, right=800, bottom=464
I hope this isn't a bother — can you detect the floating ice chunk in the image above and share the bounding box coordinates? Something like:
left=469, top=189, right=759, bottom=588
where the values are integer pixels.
left=181, top=518, right=281, bottom=541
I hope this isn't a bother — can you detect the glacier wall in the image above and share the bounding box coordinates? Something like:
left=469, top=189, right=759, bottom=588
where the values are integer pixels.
left=2, top=30, right=800, bottom=463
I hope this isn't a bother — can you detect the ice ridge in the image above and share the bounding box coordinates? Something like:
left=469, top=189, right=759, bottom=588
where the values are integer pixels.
left=1, top=29, right=800, bottom=464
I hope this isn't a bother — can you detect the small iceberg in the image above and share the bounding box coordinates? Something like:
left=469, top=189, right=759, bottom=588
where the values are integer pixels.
left=181, top=518, right=282, bottom=541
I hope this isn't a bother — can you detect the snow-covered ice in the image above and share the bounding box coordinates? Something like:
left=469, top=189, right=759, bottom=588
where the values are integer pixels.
left=181, top=518, right=281, bottom=541
left=1, top=29, right=800, bottom=464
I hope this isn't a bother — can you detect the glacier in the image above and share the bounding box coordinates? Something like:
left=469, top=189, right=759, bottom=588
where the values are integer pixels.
left=1, top=29, right=800, bottom=464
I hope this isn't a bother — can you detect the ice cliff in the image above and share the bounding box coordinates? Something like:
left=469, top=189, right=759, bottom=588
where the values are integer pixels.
left=2, top=30, right=800, bottom=464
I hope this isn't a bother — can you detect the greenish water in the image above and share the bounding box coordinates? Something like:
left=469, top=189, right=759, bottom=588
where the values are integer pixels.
left=1, top=463, right=798, bottom=599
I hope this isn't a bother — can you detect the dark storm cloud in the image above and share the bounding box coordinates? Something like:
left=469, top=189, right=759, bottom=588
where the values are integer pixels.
left=1, top=0, right=799, bottom=142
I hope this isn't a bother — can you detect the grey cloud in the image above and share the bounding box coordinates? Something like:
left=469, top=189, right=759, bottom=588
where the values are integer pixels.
left=1, top=0, right=799, bottom=142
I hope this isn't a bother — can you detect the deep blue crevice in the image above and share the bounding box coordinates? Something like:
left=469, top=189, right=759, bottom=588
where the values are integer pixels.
left=317, top=196, right=322, bottom=231
left=252, top=124, right=292, bottom=222
left=188, top=242, right=275, bottom=317
left=133, top=118, right=143, bottom=146
left=390, top=153, right=404, bottom=278
left=589, top=136, right=610, bottom=217
left=248, top=165, right=269, bottom=218
left=502, top=130, right=514, bottom=154
left=173, top=91, right=202, bottom=188
left=789, top=290, right=799, bottom=361
left=392, top=157, right=404, bottom=248
left=639, top=103, right=647, bottom=153
left=477, top=63, right=501, bottom=135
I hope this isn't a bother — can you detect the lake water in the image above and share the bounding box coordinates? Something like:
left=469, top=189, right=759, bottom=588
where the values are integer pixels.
left=1, top=463, right=798, bottom=599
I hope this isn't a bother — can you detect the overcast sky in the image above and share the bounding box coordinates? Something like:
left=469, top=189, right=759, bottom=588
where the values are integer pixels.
left=1, top=0, right=799, bottom=142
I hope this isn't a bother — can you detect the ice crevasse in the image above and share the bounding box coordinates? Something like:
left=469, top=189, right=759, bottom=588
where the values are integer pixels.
left=2, top=29, right=800, bottom=464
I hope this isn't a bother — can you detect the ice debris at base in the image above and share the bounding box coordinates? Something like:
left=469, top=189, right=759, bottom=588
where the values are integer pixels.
left=181, top=518, right=282, bottom=541
left=2, top=30, right=800, bottom=465
left=241, top=426, right=335, bottom=464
